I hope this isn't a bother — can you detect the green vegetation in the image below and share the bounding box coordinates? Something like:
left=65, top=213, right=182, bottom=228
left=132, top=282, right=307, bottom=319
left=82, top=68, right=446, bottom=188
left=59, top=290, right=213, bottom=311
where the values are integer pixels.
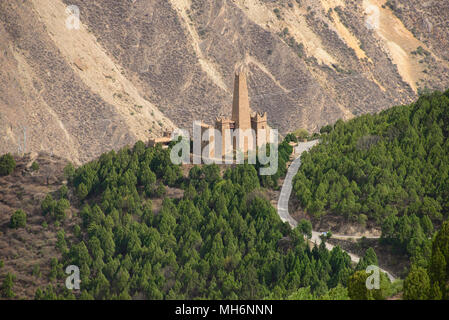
left=319, top=125, right=333, bottom=135
left=292, top=128, right=309, bottom=141
left=288, top=248, right=393, bottom=300
left=293, top=90, right=449, bottom=264
left=1, top=273, right=16, bottom=298
left=9, top=209, right=27, bottom=229
left=347, top=269, right=391, bottom=300
left=31, top=161, right=39, bottom=171
left=59, top=185, right=69, bottom=199
left=279, top=28, right=305, bottom=58
left=35, top=140, right=357, bottom=300
left=20, top=90, right=449, bottom=300
left=0, top=153, right=16, bottom=176
left=284, top=133, right=298, bottom=143
left=404, top=220, right=449, bottom=299
left=257, top=140, right=293, bottom=189
left=298, top=219, right=312, bottom=239
left=64, top=163, right=75, bottom=181
left=347, top=248, right=392, bottom=300
left=411, top=46, right=430, bottom=57
left=32, top=265, right=42, bottom=278
left=273, top=8, right=281, bottom=19
left=41, top=194, right=70, bottom=222
left=287, top=284, right=349, bottom=300
left=403, top=266, right=430, bottom=299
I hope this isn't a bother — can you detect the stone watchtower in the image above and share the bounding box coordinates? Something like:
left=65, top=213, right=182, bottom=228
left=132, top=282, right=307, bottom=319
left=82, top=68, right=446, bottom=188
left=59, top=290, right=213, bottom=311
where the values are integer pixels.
left=214, top=65, right=271, bottom=157
left=214, top=117, right=235, bottom=157
left=251, top=111, right=269, bottom=148
left=231, top=67, right=251, bottom=131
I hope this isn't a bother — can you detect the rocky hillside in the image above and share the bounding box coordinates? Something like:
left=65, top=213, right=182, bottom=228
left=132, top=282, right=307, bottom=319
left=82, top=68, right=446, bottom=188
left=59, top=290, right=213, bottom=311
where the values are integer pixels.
left=1, top=0, right=448, bottom=163
left=0, top=153, right=76, bottom=299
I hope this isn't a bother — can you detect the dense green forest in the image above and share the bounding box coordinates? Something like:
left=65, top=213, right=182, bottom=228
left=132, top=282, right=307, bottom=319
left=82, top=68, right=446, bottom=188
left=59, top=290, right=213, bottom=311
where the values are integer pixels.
left=4, top=90, right=449, bottom=300
left=32, top=140, right=363, bottom=300
left=403, top=221, right=449, bottom=299
left=293, top=90, right=449, bottom=265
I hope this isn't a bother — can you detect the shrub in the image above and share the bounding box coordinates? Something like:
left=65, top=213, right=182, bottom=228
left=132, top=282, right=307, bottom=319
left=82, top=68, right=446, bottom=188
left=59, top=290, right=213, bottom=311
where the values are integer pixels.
left=54, top=199, right=70, bottom=221
left=298, top=219, right=312, bottom=239
left=293, top=128, right=309, bottom=141
left=1, top=273, right=16, bottom=298
left=358, top=214, right=368, bottom=227
left=59, top=185, right=69, bottom=199
left=41, top=194, right=56, bottom=216
left=32, top=265, right=42, bottom=278
left=0, top=153, right=16, bottom=176
left=63, top=163, right=75, bottom=181
left=10, top=210, right=27, bottom=229
left=274, top=8, right=281, bottom=19
left=284, top=133, right=298, bottom=143
left=155, top=183, right=166, bottom=197
left=320, top=124, right=333, bottom=134
left=77, top=183, right=88, bottom=200
left=31, top=161, right=39, bottom=171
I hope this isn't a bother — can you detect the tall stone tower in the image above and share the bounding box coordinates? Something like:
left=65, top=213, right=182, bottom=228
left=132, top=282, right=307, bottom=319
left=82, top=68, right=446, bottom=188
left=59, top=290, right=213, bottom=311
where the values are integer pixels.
left=231, top=67, right=251, bottom=131
left=213, top=66, right=271, bottom=158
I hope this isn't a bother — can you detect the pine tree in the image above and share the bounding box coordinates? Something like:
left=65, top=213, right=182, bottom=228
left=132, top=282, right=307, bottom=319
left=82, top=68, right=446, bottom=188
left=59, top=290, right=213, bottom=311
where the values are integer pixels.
left=0, top=153, right=16, bottom=176
left=403, top=266, right=430, bottom=300
left=1, top=273, right=16, bottom=298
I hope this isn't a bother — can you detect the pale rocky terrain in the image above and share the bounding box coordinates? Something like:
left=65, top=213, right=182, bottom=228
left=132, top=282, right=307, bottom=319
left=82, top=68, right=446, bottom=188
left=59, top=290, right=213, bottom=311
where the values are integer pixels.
left=1, top=0, right=448, bottom=163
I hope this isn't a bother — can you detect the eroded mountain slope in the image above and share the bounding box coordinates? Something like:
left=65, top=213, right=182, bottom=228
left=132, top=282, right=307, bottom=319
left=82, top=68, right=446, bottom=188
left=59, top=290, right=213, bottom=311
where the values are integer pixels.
left=56, top=0, right=449, bottom=133
left=1, top=0, right=448, bottom=163
left=0, top=0, right=175, bottom=164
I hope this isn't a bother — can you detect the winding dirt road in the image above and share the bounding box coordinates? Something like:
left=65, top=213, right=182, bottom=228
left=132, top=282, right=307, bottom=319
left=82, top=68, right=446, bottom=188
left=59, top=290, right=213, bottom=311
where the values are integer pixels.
left=277, top=141, right=396, bottom=281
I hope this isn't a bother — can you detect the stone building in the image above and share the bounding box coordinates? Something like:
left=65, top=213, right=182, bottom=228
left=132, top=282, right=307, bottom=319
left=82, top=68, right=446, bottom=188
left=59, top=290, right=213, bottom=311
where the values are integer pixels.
left=214, top=67, right=270, bottom=157
left=151, top=67, right=272, bottom=162
left=148, top=130, right=172, bottom=148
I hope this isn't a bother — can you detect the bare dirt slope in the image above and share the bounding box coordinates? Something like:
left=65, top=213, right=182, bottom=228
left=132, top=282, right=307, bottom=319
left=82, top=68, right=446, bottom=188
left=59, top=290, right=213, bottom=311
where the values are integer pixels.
left=0, top=152, right=79, bottom=299
left=0, top=0, right=175, bottom=164
left=1, top=0, right=448, bottom=163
